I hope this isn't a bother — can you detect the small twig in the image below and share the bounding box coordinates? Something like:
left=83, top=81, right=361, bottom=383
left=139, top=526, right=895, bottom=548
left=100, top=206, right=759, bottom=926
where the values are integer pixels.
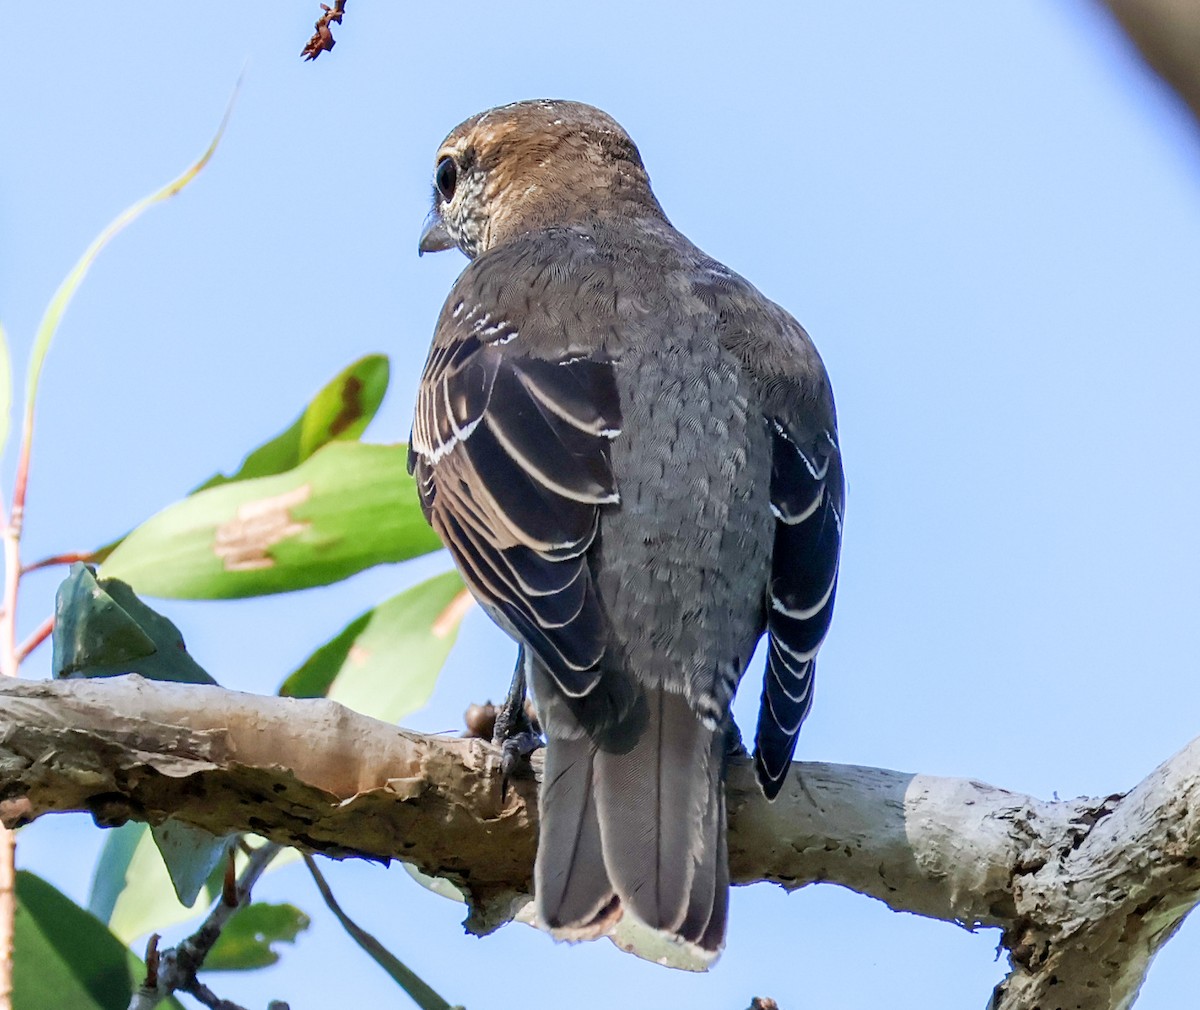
left=127, top=842, right=284, bottom=1010
left=14, top=615, right=53, bottom=664
left=144, top=935, right=160, bottom=989
left=303, top=854, right=457, bottom=1010
left=185, top=979, right=251, bottom=1010
left=21, top=550, right=97, bottom=575
left=301, top=1, right=347, bottom=61
left=221, top=849, right=238, bottom=907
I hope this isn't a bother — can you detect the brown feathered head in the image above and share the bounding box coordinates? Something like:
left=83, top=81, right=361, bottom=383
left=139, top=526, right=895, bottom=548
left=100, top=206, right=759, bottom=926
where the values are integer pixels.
left=419, top=100, right=665, bottom=259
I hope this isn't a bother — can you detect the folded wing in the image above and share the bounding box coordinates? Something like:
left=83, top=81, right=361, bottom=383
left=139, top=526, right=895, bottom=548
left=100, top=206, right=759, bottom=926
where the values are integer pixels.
left=408, top=298, right=622, bottom=697
left=755, top=419, right=844, bottom=798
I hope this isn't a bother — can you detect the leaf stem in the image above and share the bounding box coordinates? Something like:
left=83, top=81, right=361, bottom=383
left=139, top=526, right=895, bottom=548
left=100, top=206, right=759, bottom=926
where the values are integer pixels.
left=128, top=842, right=282, bottom=1010
left=303, top=854, right=457, bottom=1010
left=0, top=342, right=18, bottom=1010
left=21, top=550, right=97, bottom=575
left=15, top=615, right=54, bottom=664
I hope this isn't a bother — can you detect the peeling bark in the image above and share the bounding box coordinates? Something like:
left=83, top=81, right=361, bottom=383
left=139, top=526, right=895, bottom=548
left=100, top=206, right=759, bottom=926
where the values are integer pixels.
left=1, top=676, right=1197, bottom=1008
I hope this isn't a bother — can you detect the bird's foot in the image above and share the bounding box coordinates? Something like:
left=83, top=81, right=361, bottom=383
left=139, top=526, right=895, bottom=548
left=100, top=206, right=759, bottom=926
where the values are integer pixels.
left=493, top=646, right=543, bottom=799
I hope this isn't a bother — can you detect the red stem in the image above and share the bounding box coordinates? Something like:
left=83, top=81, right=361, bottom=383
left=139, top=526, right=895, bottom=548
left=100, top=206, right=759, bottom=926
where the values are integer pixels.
left=15, top=615, right=54, bottom=664
left=22, top=551, right=96, bottom=575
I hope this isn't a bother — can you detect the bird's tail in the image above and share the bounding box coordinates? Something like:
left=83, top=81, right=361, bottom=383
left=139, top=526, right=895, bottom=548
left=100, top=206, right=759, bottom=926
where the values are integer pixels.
left=534, top=686, right=728, bottom=958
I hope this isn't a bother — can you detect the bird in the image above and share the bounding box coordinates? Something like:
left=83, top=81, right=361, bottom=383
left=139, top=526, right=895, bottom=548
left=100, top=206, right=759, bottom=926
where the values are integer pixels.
left=408, top=100, right=843, bottom=960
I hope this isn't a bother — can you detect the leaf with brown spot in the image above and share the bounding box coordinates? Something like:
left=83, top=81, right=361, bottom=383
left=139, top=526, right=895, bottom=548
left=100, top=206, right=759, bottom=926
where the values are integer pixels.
left=88, top=355, right=389, bottom=565
left=213, top=484, right=313, bottom=571
left=198, top=353, right=390, bottom=492
left=100, top=442, right=443, bottom=599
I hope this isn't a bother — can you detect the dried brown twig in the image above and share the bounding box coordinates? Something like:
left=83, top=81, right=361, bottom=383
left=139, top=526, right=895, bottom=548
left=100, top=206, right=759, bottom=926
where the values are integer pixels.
left=301, top=1, right=347, bottom=61
left=126, top=843, right=287, bottom=1010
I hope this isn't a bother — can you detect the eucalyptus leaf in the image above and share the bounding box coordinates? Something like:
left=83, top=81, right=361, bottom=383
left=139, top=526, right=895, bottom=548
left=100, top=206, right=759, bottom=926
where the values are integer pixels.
left=101, top=441, right=443, bottom=599
left=150, top=820, right=235, bottom=908
left=203, top=902, right=311, bottom=972
left=280, top=569, right=467, bottom=723
left=402, top=862, right=466, bottom=904
left=90, top=824, right=202, bottom=941
left=198, top=354, right=390, bottom=491
left=21, top=93, right=234, bottom=494
left=90, top=354, right=391, bottom=564
left=91, top=827, right=298, bottom=945
left=52, top=563, right=214, bottom=684
left=89, top=823, right=215, bottom=943
left=13, top=871, right=185, bottom=1010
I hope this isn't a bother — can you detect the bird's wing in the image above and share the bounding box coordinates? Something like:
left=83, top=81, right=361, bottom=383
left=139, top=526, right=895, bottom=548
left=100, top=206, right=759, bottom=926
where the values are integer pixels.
left=408, top=237, right=622, bottom=697
left=700, top=265, right=844, bottom=798
left=757, top=416, right=843, bottom=796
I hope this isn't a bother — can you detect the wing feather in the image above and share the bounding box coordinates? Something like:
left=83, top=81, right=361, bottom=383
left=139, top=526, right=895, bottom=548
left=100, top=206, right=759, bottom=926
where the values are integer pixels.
left=754, top=419, right=843, bottom=798
left=408, top=250, right=622, bottom=699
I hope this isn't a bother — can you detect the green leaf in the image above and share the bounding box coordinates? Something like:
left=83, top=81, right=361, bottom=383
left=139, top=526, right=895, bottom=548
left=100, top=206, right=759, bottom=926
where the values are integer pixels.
left=90, top=828, right=298, bottom=946
left=100, top=442, right=444, bottom=599
left=20, top=90, right=235, bottom=485
left=280, top=569, right=467, bottom=723
left=89, top=823, right=213, bottom=943
left=203, top=903, right=310, bottom=972
left=13, top=871, right=185, bottom=1010
left=402, top=862, right=466, bottom=904
left=150, top=820, right=235, bottom=908
left=52, top=563, right=215, bottom=683
left=198, top=354, right=390, bottom=492
left=53, top=565, right=232, bottom=904
left=89, top=355, right=391, bottom=565
left=306, top=856, right=458, bottom=1010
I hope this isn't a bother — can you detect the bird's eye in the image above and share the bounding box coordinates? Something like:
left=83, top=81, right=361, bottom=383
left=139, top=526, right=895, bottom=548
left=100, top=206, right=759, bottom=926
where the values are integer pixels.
left=435, top=156, right=458, bottom=202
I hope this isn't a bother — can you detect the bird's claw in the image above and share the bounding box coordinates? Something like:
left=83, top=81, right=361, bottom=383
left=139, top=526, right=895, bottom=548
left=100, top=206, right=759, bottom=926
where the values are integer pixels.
left=494, top=645, right=543, bottom=800
left=498, top=728, right=543, bottom=793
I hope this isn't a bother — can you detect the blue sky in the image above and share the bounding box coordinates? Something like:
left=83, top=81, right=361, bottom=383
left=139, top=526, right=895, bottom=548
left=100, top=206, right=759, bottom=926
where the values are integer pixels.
left=4, top=3, right=1200, bottom=1008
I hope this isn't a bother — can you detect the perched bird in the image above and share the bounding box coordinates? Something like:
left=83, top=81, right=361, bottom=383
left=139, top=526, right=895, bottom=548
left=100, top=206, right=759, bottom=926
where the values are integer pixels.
left=409, top=100, right=842, bottom=959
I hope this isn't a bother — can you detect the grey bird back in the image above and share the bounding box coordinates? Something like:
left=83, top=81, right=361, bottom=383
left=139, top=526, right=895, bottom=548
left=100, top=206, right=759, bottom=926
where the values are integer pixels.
left=410, top=100, right=843, bottom=959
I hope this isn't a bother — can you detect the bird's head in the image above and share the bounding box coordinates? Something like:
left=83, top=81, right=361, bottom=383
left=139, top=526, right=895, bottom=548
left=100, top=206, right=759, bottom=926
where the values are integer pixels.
left=419, top=99, right=665, bottom=259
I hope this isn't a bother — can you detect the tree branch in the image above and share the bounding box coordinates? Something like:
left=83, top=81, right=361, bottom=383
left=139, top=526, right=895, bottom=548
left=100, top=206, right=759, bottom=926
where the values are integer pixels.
left=1100, top=0, right=1200, bottom=129
left=128, top=842, right=284, bottom=1010
left=1, top=676, right=1197, bottom=1009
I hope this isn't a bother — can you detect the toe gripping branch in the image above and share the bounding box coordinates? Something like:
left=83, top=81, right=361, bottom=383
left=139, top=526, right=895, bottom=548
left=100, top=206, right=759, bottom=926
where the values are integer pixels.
left=493, top=645, right=543, bottom=797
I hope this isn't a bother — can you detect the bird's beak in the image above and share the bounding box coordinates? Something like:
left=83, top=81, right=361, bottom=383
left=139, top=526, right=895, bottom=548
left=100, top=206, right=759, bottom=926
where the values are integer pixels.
left=418, top=208, right=455, bottom=256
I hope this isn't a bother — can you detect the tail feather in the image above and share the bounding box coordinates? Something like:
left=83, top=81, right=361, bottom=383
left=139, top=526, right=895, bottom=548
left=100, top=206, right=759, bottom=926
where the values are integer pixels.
left=676, top=746, right=727, bottom=948
left=698, top=786, right=729, bottom=952
left=535, top=738, right=617, bottom=936
left=534, top=684, right=728, bottom=955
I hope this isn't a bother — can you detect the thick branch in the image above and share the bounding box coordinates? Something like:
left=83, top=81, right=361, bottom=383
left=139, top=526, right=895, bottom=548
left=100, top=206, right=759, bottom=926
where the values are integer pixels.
left=1, top=676, right=1197, bottom=1008
left=1101, top=0, right=1200, bottom=128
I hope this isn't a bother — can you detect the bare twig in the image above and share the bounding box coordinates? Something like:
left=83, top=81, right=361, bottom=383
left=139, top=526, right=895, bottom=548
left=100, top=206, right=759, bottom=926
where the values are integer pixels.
left=14, top=615, right=53, bottom=664
left=21, top=550, right=97, bottom=575
left=301, top=1, right=347, bottom=61
left=0, top=367, right=25, bottom=1010
left=144, top=935, right=160, bottom=989
left=184, top=979, right=251, bottom=1010
left=303, top=854, right=456, bottom=1010
left=126, top=841, right=284, bottom=1010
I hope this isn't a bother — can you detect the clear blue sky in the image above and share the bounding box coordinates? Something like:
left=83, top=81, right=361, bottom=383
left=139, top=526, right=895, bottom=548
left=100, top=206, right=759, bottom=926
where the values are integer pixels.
left=4, top=3, right=1200, bottom=1008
